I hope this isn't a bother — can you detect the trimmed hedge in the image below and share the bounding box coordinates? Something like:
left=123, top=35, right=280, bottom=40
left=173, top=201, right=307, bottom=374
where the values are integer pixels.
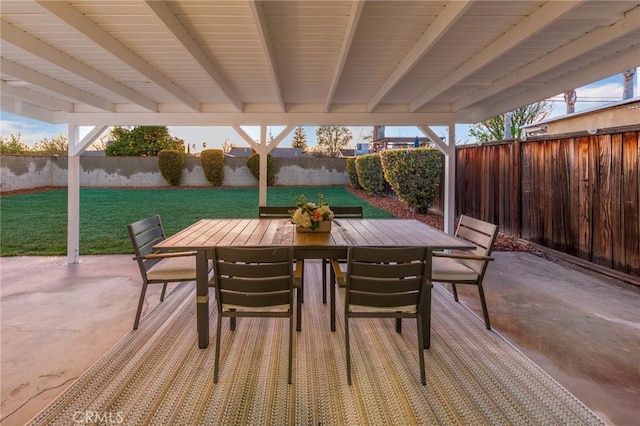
left=346, top=157, right=360, bottom=189
left=355, top=153, right=385, bottom=196
left=381, top=148, right=442, bottom=213
left=246, top=153, right=275, bottom=186
left=158, top=149, right=185, bottom=186
left=200, top=149, right=224, bottom=186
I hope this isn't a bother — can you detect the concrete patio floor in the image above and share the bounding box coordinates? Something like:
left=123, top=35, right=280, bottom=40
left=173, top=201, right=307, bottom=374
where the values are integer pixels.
left=1, top=253, right=638, bottom=425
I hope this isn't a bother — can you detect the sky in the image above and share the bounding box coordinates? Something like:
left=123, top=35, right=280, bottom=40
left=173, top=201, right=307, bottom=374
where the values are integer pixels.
left=0, top=72, right=635, bottom=152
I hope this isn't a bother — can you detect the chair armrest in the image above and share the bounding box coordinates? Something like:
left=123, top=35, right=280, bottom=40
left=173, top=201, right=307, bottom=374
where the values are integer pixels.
left=294, top=260, right=304, bottom=283
left=136, top=251, right=197, bottom=260
left=331, top=259, right=346, bottom=287
left=432, top=252, right=494, bottom=261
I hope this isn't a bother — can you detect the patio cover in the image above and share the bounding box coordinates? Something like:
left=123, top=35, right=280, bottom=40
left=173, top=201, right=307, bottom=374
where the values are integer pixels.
left=1, top=1, right=638, bottom=263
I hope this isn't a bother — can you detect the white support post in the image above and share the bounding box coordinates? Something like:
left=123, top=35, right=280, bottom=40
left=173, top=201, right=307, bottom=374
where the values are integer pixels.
left=258, top=126, right=268, bottom=206
left=66, top=125, right=109, bottom=264
left=231, top=124, right=295, bottom=206
left=419, top=124, right=456, bottom=235
left=67, top=124, right=81, bottom=264
left=444, top=124, right=456, bottom=235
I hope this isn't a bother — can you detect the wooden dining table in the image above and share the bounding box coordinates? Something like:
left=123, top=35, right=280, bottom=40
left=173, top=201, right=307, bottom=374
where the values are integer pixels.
left=155, top=218, right=474, bottom=349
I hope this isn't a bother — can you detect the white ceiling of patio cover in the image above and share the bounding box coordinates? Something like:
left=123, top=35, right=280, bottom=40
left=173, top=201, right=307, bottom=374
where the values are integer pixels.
left=1, top=0, right=639, bottom=127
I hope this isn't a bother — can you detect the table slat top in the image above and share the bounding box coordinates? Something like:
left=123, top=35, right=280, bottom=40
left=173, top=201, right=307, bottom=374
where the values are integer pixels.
left=155, top=218, right=474, bottom=251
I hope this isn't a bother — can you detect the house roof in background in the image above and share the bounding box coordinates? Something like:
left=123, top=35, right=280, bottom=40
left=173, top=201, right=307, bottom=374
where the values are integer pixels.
left=1, top=1, right=639, bottom=127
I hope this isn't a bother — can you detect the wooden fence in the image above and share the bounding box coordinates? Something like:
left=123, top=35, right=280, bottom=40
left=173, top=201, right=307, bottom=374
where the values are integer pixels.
left=434, top=128, right=639, bottom=277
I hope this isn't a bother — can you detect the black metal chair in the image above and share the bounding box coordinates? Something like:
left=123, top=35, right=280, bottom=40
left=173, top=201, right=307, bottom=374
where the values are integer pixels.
left=127, top=215, right=197, bottom=330
left=332, top=246, right=432, bottom=385
left=431, top=215, right=498, bottom=329
left=212, top=246, right=296, bottom=384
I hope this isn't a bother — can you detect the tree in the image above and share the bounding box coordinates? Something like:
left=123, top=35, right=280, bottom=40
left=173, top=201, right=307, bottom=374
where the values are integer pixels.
left=290, top=126, right=308, bottom=152
left=315, top=126, right=352, bottom=157
left=623, top=68, right=636, bottom=99
left=221, top=139, right=236, bottom=153
left=469, top=101, right=553, bottom=143
left=105, top=126, right=184, bottom=156
left=564, top=89, right=577, bottom=114
left=0, top=134, right=29, bottom=154
left=33, top=134, right=68, bottom=154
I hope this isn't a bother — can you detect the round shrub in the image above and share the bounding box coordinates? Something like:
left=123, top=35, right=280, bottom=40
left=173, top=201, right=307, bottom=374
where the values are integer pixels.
left=355, top=153, right=385, bottom=196
left=201, top=149, right=225, bottom=186
left=246, top=153, right=275, bottom=186
left=158, top=149, right=184, bottom=186
left=381, top=148, right=443, bottom=213
left=346, top=157, right=360, bottom=189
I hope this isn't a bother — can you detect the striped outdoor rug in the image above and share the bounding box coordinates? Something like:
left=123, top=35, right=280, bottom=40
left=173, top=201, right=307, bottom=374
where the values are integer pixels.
left=30, top=262, right=603, bottom=425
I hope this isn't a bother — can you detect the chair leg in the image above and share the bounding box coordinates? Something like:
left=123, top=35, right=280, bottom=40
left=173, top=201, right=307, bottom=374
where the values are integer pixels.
left=416, top=314, right=426, bottom=385
left=451, top=283, right=459, bottom=302
left=230, top=310, right=236, bottom=331
left=159, top=282, right=168, bottom=302
left=133, top=282, right=149, bottom=330
left=213, top=314, right=223, bottom=383
left=422, top=287, right=432, bottom=349
left=396, top=318, right=402, bottom=333
left=322, top=259, right=328, bottom=304
left=296, top=287, right=302, bottom=332
left=288, top=311, right=294, bottom=384
left=345, top=315, right=351, bottom=385
left=330, top=267, right=336, bottom=332
left=300, top=261, right=305, bottom=304
left=477, top=283, right=491, bottom=330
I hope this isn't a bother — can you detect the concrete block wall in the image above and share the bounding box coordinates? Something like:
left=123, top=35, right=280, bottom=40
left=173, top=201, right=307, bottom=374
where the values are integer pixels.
left=0, top=154, right=349, bottom=192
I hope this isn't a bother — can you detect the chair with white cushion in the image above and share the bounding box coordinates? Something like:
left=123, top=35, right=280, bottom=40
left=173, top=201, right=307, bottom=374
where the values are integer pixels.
left=432, top=215, right=498, bottom=329
left=127, top=215, right=197, bottom=330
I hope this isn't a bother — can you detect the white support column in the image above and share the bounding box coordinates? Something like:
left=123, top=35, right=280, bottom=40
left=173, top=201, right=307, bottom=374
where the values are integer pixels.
left=444, top=124, right=456, bottom=235
left=419, top=124, right=456, bottom=235
left=231, top=124, right=295, bottom=206
left=258, top=126, right=268, bottom=206
left=67, top=124, right=81, bottom=264
left=66, top=125, right=109, bottom=264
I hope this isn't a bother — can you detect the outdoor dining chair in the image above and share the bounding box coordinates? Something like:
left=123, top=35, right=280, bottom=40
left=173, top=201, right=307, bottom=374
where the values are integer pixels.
left=431, top=215, right=499, bottom=329
left=258, top=206, right=306, bottom=308
left=127, top=215, right=199, bottom=330
left=322, top=206, right=364, bottom=303
left=212, top=246, right=297, bottom=384
left=332, top=246, right=432, bottom=385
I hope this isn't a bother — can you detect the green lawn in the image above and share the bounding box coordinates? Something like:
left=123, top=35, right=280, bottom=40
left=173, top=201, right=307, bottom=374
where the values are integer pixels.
left=0, top=187, right=394, bottom=256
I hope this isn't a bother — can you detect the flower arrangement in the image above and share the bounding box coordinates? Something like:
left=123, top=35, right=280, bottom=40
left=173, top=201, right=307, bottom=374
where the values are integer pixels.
left=290, top=194, right=334, bottom=230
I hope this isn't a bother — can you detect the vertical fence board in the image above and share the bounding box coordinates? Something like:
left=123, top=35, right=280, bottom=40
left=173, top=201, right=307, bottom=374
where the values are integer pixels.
left=520, top=143, right=533, bottom=240
left=611, top=134, right=625, bottom=271
left=531, top=143, right=550, bottom=245
left=622, top=132, right=640, bottom=275
left=595, top=134, right=614, bottom=268
left=543, top=141, right=555, bottom=247
left=512, top=140, right=521, bottom=239
left=577, top=137, right=593, bottom=261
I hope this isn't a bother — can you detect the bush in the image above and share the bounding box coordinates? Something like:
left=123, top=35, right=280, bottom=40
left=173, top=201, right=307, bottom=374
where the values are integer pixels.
left=381, top=148, right=443, bottom=213
left=355, top=154, right=385, bottom=196
left=346, top=157, right=360, bottom=189
left=246, top=153, right=275, bottom=186
left=200, top=149, right=224, bottom=186
left=158, top=149, right=184, bottom=186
